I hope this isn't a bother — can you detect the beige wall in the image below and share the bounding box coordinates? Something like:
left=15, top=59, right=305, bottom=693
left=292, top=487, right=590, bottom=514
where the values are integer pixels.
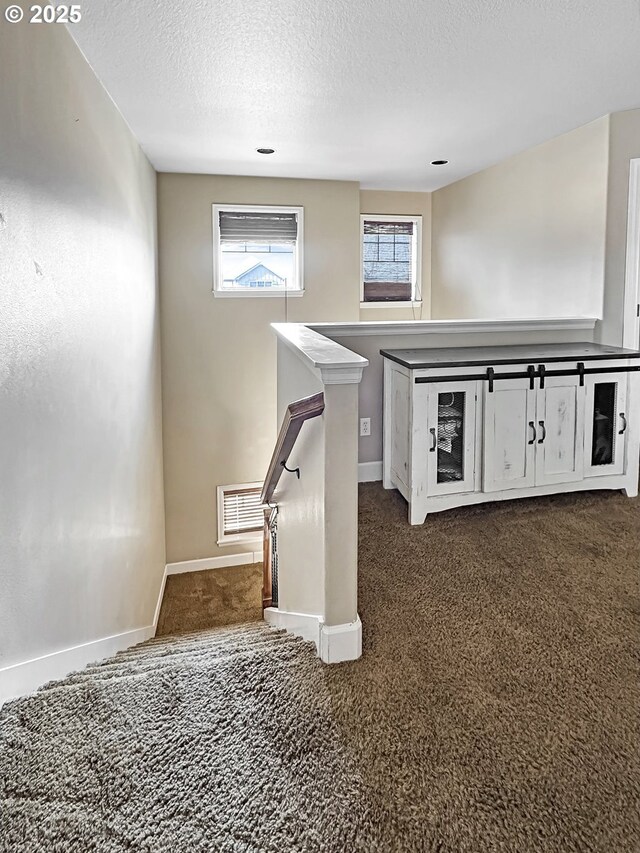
left=359, top=190, right=432, bottom=321
left=601, top=109, right=640, bottom=346
left=0, top=21, right=165, bottom=668
left=158, top=174, right=360, bottom=563
left=431, top=118, right=610, bottom=321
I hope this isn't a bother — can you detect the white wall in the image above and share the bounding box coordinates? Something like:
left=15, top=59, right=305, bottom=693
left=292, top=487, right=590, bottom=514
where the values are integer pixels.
left=274, top=338, right=360, bottom=628
left=601, top=109, right=640, bottom=346
left=431, top=118, right=610, bottom=322
left=275, top=340, right=325, bottom=617
left=0, top=21, right=165, bottom=673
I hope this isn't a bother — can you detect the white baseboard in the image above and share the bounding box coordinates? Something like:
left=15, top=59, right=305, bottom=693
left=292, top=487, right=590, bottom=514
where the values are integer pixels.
left=0, top=624, right=155, bottom=707
left=264, top=608, right=362, bottom=664
left=165, top=549, right=263, bottom=576
left=358, top=460, right=383, bottom=483
left=263, top=607, right=322, bottom=647
left=320, top=617, right=362, bottom=664
left=153, top=566, right=168, bottom=630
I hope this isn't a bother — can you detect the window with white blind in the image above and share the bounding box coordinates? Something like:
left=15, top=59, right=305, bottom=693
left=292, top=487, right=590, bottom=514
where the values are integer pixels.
left=213, top=205, right=304, bottom=297
left=361, top=215, right=422, bottom=305
left=217, top=483, right=264, bottom=545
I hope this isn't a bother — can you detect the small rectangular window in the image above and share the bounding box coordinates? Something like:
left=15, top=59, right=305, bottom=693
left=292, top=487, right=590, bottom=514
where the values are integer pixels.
left=361, top=215, right=422, bottom=305
left=217, top=483, right=264, bottom=545
left=213, top=205, right=304, bottom=297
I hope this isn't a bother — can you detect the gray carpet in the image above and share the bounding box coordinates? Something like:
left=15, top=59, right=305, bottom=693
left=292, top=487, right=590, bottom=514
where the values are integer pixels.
left=1, top=485, right=639, bottom=852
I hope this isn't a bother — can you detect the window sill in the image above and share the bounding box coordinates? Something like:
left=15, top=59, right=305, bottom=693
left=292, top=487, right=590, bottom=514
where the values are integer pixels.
left=360, top=301, right=423, bottom=309
left=213, top=289, right=305, bottom=298
left=217, top=535, right=263, bottom=547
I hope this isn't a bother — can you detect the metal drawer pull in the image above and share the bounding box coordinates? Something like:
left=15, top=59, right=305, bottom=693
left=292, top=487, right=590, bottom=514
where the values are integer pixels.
left=619, top=413, right=627, bottom=435
left=538, top=421, right=546, bottom=444
left=528, top=421, right=537, bottom=445
left=429, top=427, right=437, bottom=452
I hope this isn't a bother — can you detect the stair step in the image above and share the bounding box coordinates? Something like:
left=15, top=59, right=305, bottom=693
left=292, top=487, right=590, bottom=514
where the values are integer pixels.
left=61, top=631, right=304, bottom=684
left=121, top=622, right=269, bottom=655
left=99, top=624, right=278, bottom=666
left=29, top=638, right=314, bottom=700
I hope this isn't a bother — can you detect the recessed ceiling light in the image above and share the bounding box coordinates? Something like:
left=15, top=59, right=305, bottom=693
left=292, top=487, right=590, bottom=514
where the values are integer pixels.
left=256, top=147, right=275, bottom=154
left=431, top=159, right=449, bottom=166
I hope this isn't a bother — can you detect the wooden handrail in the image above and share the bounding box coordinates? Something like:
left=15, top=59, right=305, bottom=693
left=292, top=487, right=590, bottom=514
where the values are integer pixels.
left=261, top=391, right=325, bottom=609
left=260, top=392, right=325, bottom=506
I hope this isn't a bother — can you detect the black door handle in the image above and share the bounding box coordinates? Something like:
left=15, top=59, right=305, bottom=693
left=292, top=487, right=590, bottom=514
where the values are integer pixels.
left=619, top=413, right=627, bottom=435
left=538, top=421, right=546, bottom=444
left=528, top=421, right=537, bottom=445
left=429, top=427, right=437, bottom=452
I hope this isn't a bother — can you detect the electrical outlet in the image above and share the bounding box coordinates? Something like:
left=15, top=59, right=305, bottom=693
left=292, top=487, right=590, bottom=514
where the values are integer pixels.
left=360, top=417, right=371, bottom=437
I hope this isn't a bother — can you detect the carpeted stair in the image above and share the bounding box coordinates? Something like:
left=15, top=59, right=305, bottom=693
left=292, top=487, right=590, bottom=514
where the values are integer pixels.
left=1, top=622, right=339, bottom=853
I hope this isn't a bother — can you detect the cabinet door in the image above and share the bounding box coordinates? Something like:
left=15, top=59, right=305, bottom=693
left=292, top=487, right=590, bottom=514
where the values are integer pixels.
left=483, top=378, right=536, bottom=492
left=426, top=382, right=477, bottom=496
left=583, top=374, right=627, bottom=477
left=535, top=376, right=584, bottom=486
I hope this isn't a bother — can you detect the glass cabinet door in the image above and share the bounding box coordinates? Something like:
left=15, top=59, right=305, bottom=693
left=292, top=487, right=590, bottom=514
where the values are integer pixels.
left=584, top=375, right=627, bottom=477
left=426, top=381, right=477, bottom=495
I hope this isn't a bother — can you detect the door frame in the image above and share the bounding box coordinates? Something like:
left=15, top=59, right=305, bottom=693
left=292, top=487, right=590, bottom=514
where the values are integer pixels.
left=623, top=158, right=640, bottom=350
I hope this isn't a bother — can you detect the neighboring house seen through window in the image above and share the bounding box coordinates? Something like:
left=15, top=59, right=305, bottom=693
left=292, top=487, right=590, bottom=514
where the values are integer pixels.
left=213, top=205, right=304, bottom=296
left=361, top=215, right=421, bottom=305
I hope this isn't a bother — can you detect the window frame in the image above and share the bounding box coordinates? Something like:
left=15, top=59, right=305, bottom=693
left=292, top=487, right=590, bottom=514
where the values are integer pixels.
left=360, top=214, right=422, bottom=308
left=216, top=482, right=265, bottom=546
left=212, top=204, right=304, bottom=298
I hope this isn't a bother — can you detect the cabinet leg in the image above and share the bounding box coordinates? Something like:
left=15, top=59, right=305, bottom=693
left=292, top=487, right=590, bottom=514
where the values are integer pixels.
left=382, top=457, right=393, bottom=489
left=409, top=502, right=427, bottom=525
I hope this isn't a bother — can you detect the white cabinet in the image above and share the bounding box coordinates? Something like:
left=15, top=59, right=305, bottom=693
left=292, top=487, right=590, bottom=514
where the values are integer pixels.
left=382, top=344, right=640, bottom=526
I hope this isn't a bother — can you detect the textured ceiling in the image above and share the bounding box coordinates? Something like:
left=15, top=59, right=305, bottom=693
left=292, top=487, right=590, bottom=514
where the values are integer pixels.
left=68, top=0, right=640, bottom=190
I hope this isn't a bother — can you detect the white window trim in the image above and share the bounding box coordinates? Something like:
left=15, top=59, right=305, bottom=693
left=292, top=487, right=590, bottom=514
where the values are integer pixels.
left=212, top=204, right=304, bottom=297
left=360, top=301, right=423, bottom=309
left=216, top=482, right=265, bottom=547
left=360, top=213, right=422, bottom=306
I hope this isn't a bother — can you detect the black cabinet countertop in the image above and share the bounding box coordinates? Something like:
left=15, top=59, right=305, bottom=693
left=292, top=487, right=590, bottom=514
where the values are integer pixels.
left=380, top=342, right=640, bottom=370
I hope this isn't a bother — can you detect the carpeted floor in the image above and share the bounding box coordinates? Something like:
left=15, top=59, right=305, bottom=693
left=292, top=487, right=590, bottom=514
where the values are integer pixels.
left=156, top=563, right=263, bottom=636
left=1, top=485, right=639, bottom=852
